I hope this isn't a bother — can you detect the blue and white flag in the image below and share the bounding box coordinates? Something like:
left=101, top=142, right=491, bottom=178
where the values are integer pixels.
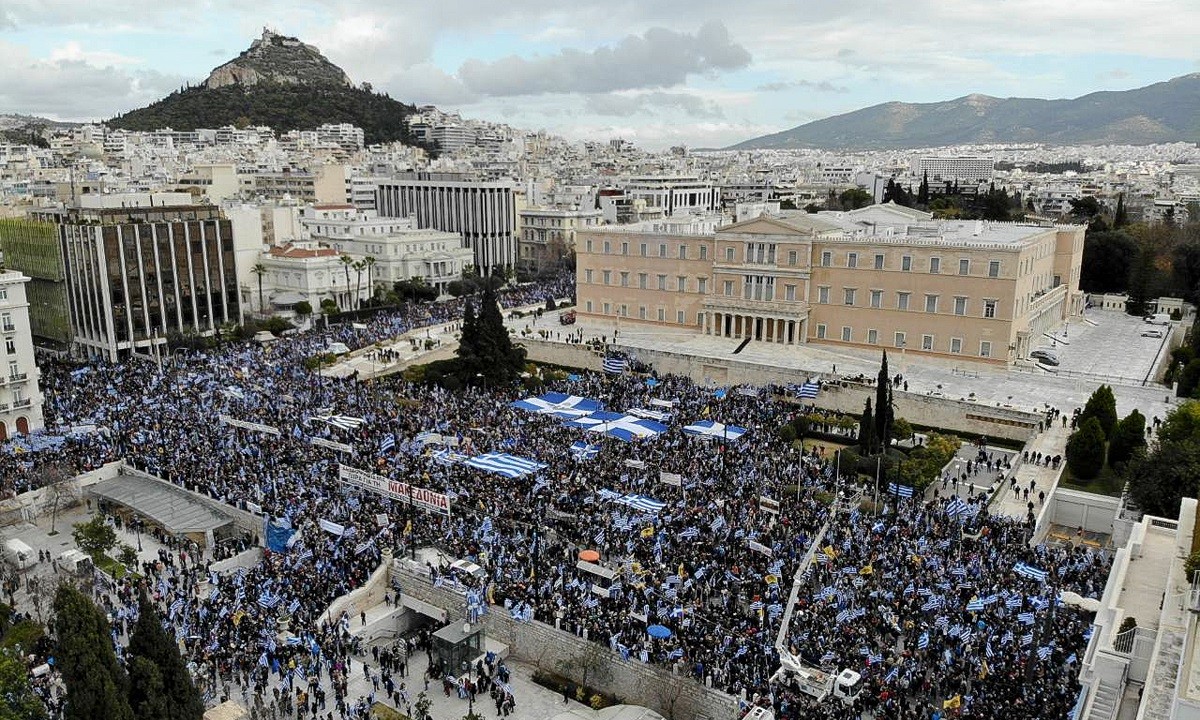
left=464, top=452, right=547, bottom=479
left=917, top=633, right=930, bottom=649
left=796, top=382, right=820, bottom=399
left=603, top=356, right=628, bottom=374
left=379, top=434, right=396, bottom=453
left=1013, top=562, right=1049, bottom=583
left=888, top=483, right=914, bottom=499
left=569, top=441, right=601, bottom=461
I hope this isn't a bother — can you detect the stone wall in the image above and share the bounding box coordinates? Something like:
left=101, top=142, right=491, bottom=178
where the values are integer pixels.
left=520, top=338, right=1041, bottom=442
left=323, top=552, right=393, bottom=624
left=391, top=563, right=738, bottom=720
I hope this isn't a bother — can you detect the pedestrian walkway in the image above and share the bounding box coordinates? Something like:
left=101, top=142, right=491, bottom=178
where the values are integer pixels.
left=989, top=422, right=1070, bottom=520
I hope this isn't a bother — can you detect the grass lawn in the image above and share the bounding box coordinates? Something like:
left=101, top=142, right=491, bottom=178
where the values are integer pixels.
left=802, top=438, right=852, bottom=455
left=92, top=553, right=130, bottom=580
left=1060, top=466, right=1123, bottom=497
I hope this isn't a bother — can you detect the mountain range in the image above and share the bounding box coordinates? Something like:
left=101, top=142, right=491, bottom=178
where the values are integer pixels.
left=728, top=74, right=1200, bottom=150
left=107, top=29, right=419, bottom=146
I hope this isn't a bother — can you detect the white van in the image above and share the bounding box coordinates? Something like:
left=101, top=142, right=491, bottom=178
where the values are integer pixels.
left=1145, top=313, right=1171, bottom=325
left=4, top=538, right=35, bottom=570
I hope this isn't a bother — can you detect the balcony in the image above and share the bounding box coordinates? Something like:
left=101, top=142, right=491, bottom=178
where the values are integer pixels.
left=12, top=398, right=30, bottom=409
left=8, top=372, right=26, bottom=382
left=1, top=324, right=14, bottom=333
left=0, top=403, right=8, bottom=413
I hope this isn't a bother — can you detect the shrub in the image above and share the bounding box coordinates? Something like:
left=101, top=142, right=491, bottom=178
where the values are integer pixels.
left=1066, top=417, right=1106, bottom=480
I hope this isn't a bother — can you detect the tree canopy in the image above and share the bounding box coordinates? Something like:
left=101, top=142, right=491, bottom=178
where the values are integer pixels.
left=127, top=592, right=204, bottom=720
left=1126, top=401, right=1200, bottom=517
left=53, top=584, right=133, bottom=720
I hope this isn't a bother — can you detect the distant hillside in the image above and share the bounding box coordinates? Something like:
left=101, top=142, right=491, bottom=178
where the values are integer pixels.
left=107, top=29, right=418, bottom=146
left=729, top=73, right=1200, bottom=150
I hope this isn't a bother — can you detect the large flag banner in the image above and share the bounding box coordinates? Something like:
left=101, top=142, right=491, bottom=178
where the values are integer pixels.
left=338, top=464, right=451, bottom=516
left=219, top=415, right=281, bottom=437
left=603, top=356, right=628, bottom=374
left=796, top=382, right=820, bottom=399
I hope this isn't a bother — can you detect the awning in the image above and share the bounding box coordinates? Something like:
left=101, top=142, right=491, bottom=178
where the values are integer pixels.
left=89, top=473, right=234, bottom=535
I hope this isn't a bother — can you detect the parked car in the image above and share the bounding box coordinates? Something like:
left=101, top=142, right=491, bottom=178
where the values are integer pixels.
left=560, top=310, right=577, bottom=325
left=1142, top=328, right=1165, bottom=338
left=1030, top=349, right=1060, bottom=366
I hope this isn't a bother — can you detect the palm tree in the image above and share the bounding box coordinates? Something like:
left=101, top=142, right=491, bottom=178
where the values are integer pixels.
left=363, top=256, right=377, bottom=305
left=339, top=254, right=354, bottom=308
left=353, top=260, right=366, bottom=308
left=251, top=263, right=267, bottom=313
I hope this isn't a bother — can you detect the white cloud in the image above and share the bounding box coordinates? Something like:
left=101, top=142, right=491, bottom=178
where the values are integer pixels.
left=48, top=40, right=141, bottom=67
left=456, top=21, right=750, bottom=97
left=584, top=91, right=725, bottom=119
left=0, top=40, right=184, bottom=120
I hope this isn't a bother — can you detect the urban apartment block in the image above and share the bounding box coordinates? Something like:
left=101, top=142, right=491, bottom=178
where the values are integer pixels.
left=576, top=204, right=1084, bottom=365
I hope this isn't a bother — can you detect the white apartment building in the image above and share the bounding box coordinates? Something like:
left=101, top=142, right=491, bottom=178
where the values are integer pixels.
left=375, top=178, right=518, bottom=271
left=625, top=176, right=719, bottom=217
left=300, top=204, right=474, bottom=295
left=912, top=156, right=995, bottom=184
left=0, top=262, right=44, bottom=439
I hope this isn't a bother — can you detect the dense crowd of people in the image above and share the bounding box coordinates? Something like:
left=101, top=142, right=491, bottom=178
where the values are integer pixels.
left=2, top=270, right=1110, bottom=719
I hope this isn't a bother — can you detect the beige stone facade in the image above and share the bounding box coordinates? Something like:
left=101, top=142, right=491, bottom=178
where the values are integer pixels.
left=576, top=209, right=1085, bottom=365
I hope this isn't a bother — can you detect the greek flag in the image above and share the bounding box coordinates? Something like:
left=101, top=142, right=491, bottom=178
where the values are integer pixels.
left=796, top=382, right=820, bottom=399
left=1006, top=594, right=1023, bottom=609
left=921, top=596, right=943, bottom=611
left=1013, top=562, right=1049, bottom=582
left=885, top=666, right=899, bottom=683
left=258, top=591, right=280, bottom=609
left=169, top=598, right=186, bottom=617
left=945, top=497, right=969, bottom=518
left=1038, top=645, right=1052, bottom=660
left=209, top=587, right=220, bottom=602
left=569, top=441, right=601, bottom=461
left=680, top=527, right=700, bottom=540
left=583, top=596, right=600, bottom=609
left=667, top=648, right=684, bottom=659
left=710, top=516, right=726, bottom=532
left=1017, top=612, right=1036, bottom=625
left=603, top=356, right=628, bottom=374
left=379, top=434, right=396, bottom=453
left=966, top=598, right=984, bottom=612
left=464, top=452, right=548, bottom=479
left=288, top=598, right=301, bottom=615
left=749, top=600, right=764, bottom=611
left=1021, top=632, right=1033, bottom=646
left=888, top=483, right=914, bottom=499
left=917, top=633, right=929, bottom=649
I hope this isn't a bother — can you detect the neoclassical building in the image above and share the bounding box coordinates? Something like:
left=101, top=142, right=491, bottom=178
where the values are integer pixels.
left=576, top=204, right=1085, bottom=365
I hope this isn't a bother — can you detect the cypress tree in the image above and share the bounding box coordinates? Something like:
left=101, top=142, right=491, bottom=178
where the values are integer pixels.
left=128, top=591, right=204, bottom=720
left=917, top=171, right=930, bottom=205
left=1113, top=193, right=1127, bottom=228
left=53, top=584, right=134, bottom=720
left=874, top=352, right=892, bottom=449
left=860, top=399, right=876, bottom=455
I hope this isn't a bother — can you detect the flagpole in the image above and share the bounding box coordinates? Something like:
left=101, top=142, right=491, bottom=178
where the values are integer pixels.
left=875, top=456, right=881, bottom=515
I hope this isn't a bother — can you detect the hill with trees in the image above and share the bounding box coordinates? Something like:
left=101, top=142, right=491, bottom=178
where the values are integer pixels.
left=107, top=29, right=422, bottom=146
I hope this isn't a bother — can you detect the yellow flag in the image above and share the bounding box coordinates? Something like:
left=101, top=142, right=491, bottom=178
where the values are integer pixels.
left=822, top=545, right=838, bottom=558
left=678, top=562, right=686, bottom=579
left=701, top=405, right=711, bottom=417
left=859, top=564, right=873, bottom=576
left=232, top=610, right=245, bottom=627
left=765, top=574, right=779, bottom=585
left=943, top=695, right=961, bottom=710
left=404, top=519, right=412, bottom=536
left=640, top=526, right=655, bottom=539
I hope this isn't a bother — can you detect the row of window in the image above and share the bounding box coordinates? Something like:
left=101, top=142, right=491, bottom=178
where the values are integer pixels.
left=587, top=239, right=711, bottom=261
left=818, top=251, right=1002, bottom=278
left=584, top=240, right=1009, bottom=278
left=583, top=269, right=708, bottom=293
left=814, top=325, right=994, bottom=357
left=583, top=300, right=698, bottom=325
left=815, top=288, right=998, bottom=318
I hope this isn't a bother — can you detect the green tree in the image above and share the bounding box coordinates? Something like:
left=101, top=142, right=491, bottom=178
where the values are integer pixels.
left=1179, top=359, right=1200, bottom=398
left=917, top=171, right=930, bottom=205
left=293, top=300, right=313, bottom=317
left=1079, top=230, right=1138, bottom=293
left=1126, top=436, right=1200, bottom=518
left=127, top=658, right=169, bottom=720
left=859, top=399, right=876, bottom=455
left=1126, top=247, right=1159, bottom=316
left=1113, top=193, right=1128, bottom=228
left=1108, top=410, right=1146, bottom=468
left=71, top=516, right=117, bottom=558
left=250, top=263, right=267, bottom=313
left=53, top=584, right=134, bottom=720
left=874, top=351, right=893, bottom=450
left=127, top=592, right=204, bottom=720
left=1066, top=417, right=1106, bottom=480
left=319, top=298, right=339, bottom=315
left=1069, top=196, right=1103, bottom=219
left=339, top=254, right=354, bottom=303
left=838, top=188, right=873, bottom=210
left=0, top=650, right=46, bottom=720
left=891, top=417, right=914, bottom=443
left=1157, top=401, right=1200, bottom=445
left=1078, top=385, right=1119, bottom=439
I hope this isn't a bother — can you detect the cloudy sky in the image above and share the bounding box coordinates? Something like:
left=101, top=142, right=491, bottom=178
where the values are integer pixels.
left=0, top=0, right=1197, bottom=148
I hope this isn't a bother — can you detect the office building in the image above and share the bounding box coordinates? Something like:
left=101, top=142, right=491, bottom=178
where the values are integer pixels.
left=624, top=176, right=718, bottom=217
left=577, top=204, right=1085, bottom=365
left=0, top=217, right=72, bottom=348
left=0, top=259, right=44, bottom=439
left=32, top=194, right=242, bottom=360
left=375, top=177, right=518, bottom=271
left=912, top=156, right=995, bottom=184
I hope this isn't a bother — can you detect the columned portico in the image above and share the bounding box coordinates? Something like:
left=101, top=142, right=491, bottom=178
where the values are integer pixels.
left=706, top=309, right=806, bottom=345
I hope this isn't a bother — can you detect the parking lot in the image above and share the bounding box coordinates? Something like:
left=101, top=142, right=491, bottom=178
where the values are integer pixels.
left=1033, top=309, right=1173, bottom=385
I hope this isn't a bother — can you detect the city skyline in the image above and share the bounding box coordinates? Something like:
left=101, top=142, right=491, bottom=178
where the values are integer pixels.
left=0, top=0, right=1197, bottom=148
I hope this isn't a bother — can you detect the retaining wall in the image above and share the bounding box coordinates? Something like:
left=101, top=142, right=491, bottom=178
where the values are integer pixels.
left=391, top=563, right=738, bottom=720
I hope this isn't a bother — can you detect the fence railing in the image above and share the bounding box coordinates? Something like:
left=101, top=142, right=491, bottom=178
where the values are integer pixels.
left=1111, top=627, right=1136, bottom=655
